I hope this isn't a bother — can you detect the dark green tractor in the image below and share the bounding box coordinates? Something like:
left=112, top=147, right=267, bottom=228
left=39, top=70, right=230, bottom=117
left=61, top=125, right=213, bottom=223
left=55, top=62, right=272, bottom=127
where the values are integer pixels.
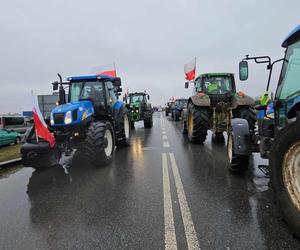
left=127, top=92, right=153, bottom=128
left=184, top=73, right=256, bottom=142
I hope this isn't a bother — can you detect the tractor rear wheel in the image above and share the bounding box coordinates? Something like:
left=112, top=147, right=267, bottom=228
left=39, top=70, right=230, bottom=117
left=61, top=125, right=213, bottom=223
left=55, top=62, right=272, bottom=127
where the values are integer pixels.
left=186, top=103, right=208, bottom=143
left=269, top=121, right=300, bottom=237
left=84, top=121, right=115, bottom=166
left=144, top=111, right=153, bottom=128
left=116, top=113, right=131, bottom=147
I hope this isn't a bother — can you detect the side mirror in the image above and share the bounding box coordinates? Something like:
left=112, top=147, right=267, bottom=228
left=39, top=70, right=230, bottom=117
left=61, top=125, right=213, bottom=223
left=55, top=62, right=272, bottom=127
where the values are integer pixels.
left=113, top=77, right=121, bottom=87
left=52, top=82, right=59, bottom=91
left=147, top=95, right=150, bottom=100
left=239, top=61, right=248, bottom=81
left=185, top=82, right=189, bottom=88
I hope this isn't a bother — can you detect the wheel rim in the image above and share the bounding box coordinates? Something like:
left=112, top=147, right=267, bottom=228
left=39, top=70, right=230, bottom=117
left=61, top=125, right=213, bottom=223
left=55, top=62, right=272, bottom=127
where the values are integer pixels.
left=188, top=111, right=193, bottom=136
left=227, top=132, right=233, bottom=163
left=124, top=115, right=130, bottom=139
left=104, top=129, right=113, bottom=157
left=282, top=141, right=300, bottom=211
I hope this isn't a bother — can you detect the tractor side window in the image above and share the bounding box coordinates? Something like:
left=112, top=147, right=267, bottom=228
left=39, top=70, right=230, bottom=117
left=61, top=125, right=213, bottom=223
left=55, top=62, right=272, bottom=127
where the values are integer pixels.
left=106, top=81, right=117, bottom=104
left=276, top=40, right=300, bottom=100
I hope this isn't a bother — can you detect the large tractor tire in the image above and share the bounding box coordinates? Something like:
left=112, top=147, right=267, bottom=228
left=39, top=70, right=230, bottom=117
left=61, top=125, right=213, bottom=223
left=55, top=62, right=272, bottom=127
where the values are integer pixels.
left=116, top=112, right=131, bottom=147
left=144, top=111, right=153, bottom=128
left=84, top=121, right=115, bottom=166
left=269, top=121, right=300, bottom=237
left=237, top=106, right=256, bottom=133
left=186, top=103, right=208, bottom=143
left=227, top=129, right=250, bottom=172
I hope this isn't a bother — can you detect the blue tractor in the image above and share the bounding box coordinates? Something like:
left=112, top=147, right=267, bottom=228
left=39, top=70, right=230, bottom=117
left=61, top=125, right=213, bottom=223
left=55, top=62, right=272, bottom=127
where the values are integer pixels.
left=228, top=24, right=300, bottom=236
left=21, top=74, right=131, bottom=169
left=171, top=98, right=188, bottom=121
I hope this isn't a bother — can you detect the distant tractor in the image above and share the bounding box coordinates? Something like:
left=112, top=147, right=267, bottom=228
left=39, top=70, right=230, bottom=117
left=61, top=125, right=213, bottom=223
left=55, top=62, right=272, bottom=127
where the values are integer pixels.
left=172, top=98, right=188, bottom=121
left=165, top=101, right=174, bottom=116
left=184, top=73, right=256, bottom=143
left=21, top=74, right=131, bottom=169
left=228, top=24, right=300, bottom=236
left=127, top=92, right=153, bottom=128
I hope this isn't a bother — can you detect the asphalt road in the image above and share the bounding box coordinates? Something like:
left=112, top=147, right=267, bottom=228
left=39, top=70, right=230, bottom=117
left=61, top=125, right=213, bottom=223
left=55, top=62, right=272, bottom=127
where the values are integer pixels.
left=0, top=112, right=299, bottom=249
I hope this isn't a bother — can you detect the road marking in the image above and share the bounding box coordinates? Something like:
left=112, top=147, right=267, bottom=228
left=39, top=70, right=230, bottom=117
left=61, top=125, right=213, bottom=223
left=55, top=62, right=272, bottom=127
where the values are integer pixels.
left=162, top=153, right=177, bottom=250
left=163, top=141, right=170, bottom=148
left=169, top=153, right=200, bottom=250
left=162, top=131, right=166, bottom=134
left=163, top=135, right=168, bottom=140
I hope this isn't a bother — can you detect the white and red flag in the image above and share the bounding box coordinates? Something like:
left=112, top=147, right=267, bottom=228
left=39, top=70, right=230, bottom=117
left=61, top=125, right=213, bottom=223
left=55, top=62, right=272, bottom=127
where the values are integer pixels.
left=92, top=63, right=117, bottom=77
left=184, top=57, right=196, bottom=81
left=32, top=92, right=56, bottom=147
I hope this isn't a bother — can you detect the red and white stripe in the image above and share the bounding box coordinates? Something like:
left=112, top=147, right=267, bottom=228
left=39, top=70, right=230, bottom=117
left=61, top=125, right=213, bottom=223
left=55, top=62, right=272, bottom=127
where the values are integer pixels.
left=184, top=57, right=196, bottom=81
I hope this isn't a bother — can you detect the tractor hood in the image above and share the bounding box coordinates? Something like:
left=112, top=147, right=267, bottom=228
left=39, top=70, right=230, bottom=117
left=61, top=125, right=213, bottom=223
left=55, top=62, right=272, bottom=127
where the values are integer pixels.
left=130, top=102, right=141, bottom=108
left=51, top=100, right=94, bottom=126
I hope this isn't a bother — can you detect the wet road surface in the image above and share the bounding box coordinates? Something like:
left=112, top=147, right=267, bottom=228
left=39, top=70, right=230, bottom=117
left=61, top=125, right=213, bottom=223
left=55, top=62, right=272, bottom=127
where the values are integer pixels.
left=0, top=113, right=299, bottom=249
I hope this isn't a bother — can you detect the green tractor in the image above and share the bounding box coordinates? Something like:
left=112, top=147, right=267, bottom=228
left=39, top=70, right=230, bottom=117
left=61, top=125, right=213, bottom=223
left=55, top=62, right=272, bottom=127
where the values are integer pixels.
left=184, top=73, right=256, bottom=142
left=127, top=92, right=153, bottom=128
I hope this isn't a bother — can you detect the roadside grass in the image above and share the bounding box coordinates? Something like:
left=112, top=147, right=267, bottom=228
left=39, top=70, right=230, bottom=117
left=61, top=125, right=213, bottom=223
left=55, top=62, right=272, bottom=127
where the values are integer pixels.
left=0, top=144, right=21, bottom=163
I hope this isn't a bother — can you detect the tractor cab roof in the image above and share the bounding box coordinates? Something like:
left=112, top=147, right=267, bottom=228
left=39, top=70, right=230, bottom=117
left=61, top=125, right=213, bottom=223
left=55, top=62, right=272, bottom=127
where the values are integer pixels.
left=129, top=92, right=147, bottom=96
left=282, top=24, right=300, bottom=48
left=196, top=73, right=234, bottom=79
left=67, top=75, right=119, bottom=82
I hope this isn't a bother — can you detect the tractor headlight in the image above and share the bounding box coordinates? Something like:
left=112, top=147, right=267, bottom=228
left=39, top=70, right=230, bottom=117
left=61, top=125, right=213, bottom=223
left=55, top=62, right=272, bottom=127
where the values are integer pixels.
left=64, top=111, right=72, bottom=124
left=50, top=113, right=54, bottom=125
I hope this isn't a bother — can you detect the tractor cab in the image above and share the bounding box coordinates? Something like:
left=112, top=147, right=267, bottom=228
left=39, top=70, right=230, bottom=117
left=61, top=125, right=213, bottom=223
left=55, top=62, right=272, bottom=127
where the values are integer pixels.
left=193, top=73, right=236, bottom=105
left=51, top=75, right=122, bottom=128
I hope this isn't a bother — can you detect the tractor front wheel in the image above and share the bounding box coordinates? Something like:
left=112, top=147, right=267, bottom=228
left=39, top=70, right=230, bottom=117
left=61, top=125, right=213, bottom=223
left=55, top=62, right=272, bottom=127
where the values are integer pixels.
left=227, top=130, right=249, bottom=172
left=84, top=121, right=115, bottom=166
left=270, top=121, right=300, bottom=237
left=186, top=103, right=208, bottom=143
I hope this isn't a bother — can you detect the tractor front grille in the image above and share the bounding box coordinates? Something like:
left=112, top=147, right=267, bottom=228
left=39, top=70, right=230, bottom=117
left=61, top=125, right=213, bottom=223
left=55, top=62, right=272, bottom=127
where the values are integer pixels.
left=53, top=113, right=65, bottom=124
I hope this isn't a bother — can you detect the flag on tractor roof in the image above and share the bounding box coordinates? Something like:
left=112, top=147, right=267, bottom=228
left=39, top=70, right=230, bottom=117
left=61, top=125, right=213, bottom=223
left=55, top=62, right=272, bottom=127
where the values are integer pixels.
left=184, top=57, right=196, bottom=81
left=92, top=63, right=117, bottom=77
left=32, top=92, right=56, bottom=148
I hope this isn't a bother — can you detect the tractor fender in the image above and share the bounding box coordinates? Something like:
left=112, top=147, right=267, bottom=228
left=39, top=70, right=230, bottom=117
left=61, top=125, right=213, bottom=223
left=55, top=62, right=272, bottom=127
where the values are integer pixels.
left=231, top=94, right=255, bottom=109
left=230, top=118, right=252, bottom=155
left=189, top=95, right=210, bottom=107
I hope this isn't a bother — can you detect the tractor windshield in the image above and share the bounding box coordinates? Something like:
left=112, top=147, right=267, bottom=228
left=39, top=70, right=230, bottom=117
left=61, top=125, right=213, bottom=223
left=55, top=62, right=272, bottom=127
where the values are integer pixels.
left=70, top=81, right=104, bottom=103
left=176, top=99, right=187, bottom=107
left=276, top=40, right=300, bottom=100
left=201, top=76, right=234, bottom=95
left=130, top=95, right=144, bottom=103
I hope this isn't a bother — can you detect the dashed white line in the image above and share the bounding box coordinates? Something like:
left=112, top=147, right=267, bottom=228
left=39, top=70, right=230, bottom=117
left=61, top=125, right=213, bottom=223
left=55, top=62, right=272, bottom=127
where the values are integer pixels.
left=162, top=135, right=168, bottom=140
left=162, top=153, right=177, bottom=250
left=169, top=153, right=200, bottom=250
left=163, top=141, right=170, bottom=148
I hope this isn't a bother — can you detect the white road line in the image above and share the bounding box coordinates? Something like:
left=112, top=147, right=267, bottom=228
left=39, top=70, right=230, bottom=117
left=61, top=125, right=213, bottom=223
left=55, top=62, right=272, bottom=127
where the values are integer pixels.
left=162, top=153, right=177, bottom=250
left=162, top=131, right=166, bottom=134
left=162, top=135, right=168, bottom=140
left=169, top=153, right=200, bottom=250
left=163, top=141, right=170, bottom=148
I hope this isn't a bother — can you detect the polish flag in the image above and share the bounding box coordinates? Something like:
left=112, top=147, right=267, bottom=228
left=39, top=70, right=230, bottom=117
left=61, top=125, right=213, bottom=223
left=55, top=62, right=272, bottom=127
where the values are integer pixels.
left=32, top=92, right=56, bottom=148
left=92, top=63, right=117, bottom=77
left=184, top=57, right=196, bottom=81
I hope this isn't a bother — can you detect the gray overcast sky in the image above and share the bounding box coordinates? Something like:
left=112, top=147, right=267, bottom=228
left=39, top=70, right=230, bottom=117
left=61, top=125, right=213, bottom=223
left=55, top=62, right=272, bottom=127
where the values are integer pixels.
left=0, top=0, right=299, bottom=113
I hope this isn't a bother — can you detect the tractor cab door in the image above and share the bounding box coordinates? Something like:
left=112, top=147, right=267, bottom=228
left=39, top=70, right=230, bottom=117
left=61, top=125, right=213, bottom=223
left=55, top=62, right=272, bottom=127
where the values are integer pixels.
left=105, top=81, right=118, bottom=116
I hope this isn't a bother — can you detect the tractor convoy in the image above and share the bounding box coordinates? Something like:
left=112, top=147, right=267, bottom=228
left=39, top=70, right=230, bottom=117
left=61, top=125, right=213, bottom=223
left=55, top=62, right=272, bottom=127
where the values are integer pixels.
left=19, top=23, right=300, bottom=237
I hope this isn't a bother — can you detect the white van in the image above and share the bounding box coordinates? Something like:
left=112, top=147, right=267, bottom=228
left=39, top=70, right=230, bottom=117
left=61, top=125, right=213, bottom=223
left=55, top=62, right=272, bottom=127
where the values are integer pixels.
left=0, top=116, right=33, bottom=134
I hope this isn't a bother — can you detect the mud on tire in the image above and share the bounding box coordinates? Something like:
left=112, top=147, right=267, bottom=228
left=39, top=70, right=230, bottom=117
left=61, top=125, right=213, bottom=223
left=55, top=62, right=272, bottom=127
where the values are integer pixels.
left=187, top=103, right=208, bottom=143
left=269, top=121, right=300, bottom=237
left=84, top=121, right=115, bottom=166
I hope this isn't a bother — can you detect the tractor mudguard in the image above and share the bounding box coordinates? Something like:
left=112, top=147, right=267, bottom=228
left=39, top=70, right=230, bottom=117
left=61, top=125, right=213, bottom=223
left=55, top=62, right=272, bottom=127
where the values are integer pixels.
left=190, top=95, right=210, bottom=107
left=230, top=118, right=252, bottom=155
left=231, top=94, right=255, bottom=109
